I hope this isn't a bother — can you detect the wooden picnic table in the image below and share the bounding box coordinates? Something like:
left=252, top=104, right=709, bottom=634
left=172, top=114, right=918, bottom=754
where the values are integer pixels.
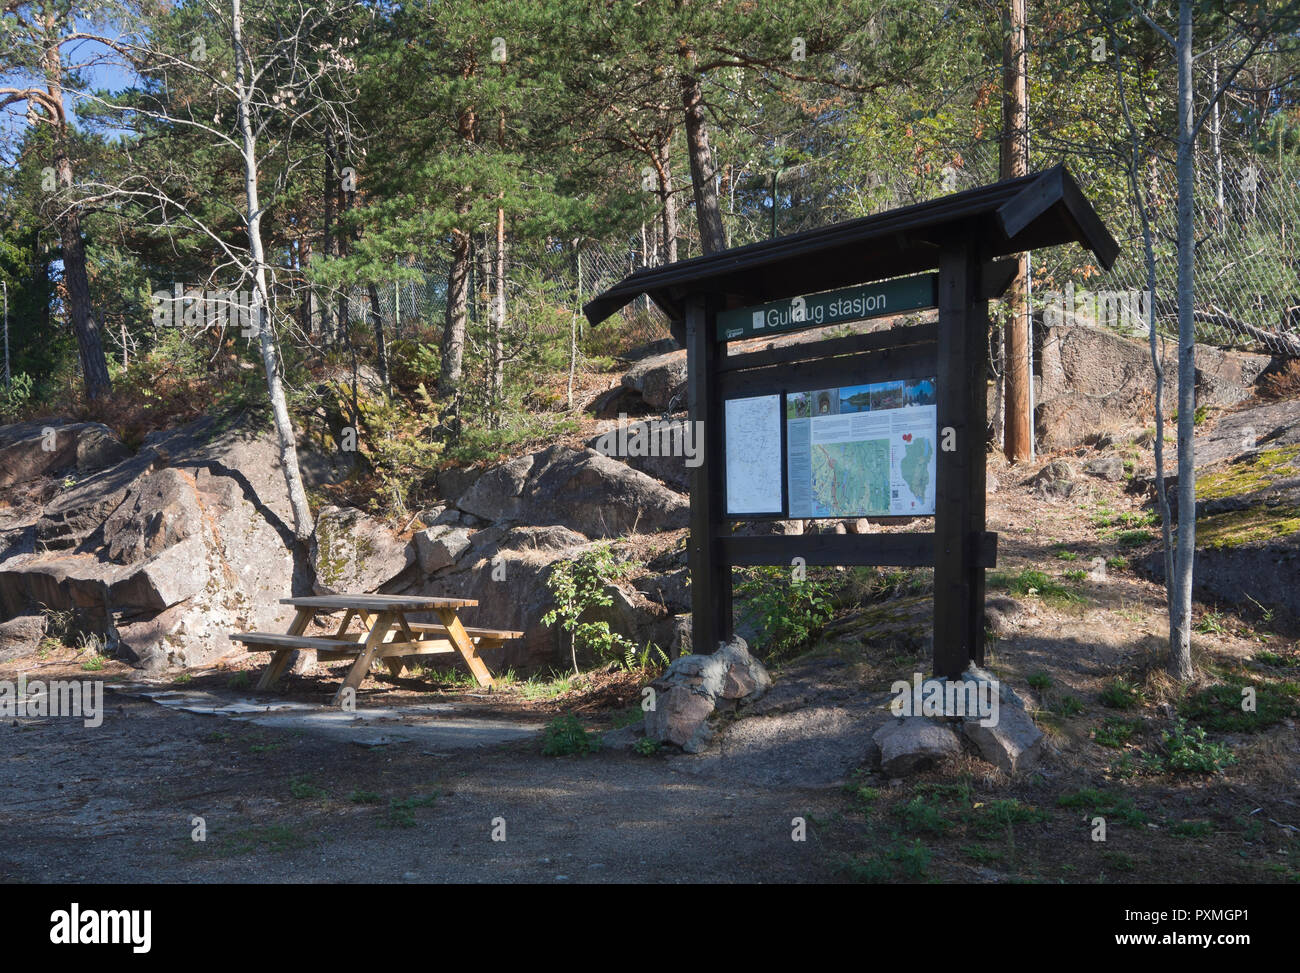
left=229, top=594, right=521, bottom=705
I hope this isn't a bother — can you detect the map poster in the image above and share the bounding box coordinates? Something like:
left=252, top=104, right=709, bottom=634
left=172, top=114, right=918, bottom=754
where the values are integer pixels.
left=786, top=377, right=937, bottom=519
left=724, top=393, right=784, bottom=515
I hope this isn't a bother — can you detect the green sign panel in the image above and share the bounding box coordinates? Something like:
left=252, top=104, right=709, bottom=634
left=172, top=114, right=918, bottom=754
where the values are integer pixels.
left=717, top=272, right=937, bottom=342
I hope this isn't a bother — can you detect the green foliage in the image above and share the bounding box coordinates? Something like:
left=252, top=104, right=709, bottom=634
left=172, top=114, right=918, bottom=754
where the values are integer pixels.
left=842, top=837, right=932, bottom=883
left=289, top=777, right=328, bottom=800
left=987, top=568, right=1080, bottom=605
left=1027, top=672, right=1053, bottom=691
left=736, top=566, right=836, bottom=661
left=0, top=373, right=34, bottom=421
left=633, top=737, right=660, bottom=756
left=1093, top=717, right=1142, bottom=748
left=1180, top=678, right=1299, bottom=733
left=540, top=714, right=602, bottom=757
left=1100, top=678, right=1144, bottom=710
left=542, top=543, right=636, bottom=671
left=1056, top=788, right=1149, bottom=826
left=1156, top=717, right=1237, bottom=774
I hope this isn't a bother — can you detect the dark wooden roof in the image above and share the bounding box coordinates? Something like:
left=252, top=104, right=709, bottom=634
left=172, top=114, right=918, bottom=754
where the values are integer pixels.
left=583, top=164, right=1118, bottom=330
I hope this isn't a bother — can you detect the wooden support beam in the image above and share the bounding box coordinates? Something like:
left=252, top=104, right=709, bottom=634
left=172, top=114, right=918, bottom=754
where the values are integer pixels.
left=686, top=293, right=731, bottom=656
left=721, top=532, right=997, bottom=568
left=719, top=321, right=938, bottom=373
left=720, top=342, right=937, bottom=399
left=934, top=244, right=989, bottom=678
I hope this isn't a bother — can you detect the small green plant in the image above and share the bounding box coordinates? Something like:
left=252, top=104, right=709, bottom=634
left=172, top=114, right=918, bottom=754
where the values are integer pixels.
left=541, top=714, right=602, bottom=756
left=633, top=737, right=660, bottom=756
left=1062, top=569, right=1087, bottom=582
left=987, top=568, right=1079, bottom=605
left=1105, top=555, right=1129, bottom=571
left=1157, top=717, right=1236, bottom=774
left=1027, top=672, right=1053, bottom=692
left=1052, top=545, right=1080, bottom=561
left=80, top=654, right=106, bottom=671
left=1169, top=819, right=1214, bottom=838
left=289, top=777, right=328, bottom=800
left=227, top=671, right=251, bottom=690
left=383, top=792, right=440, bottom=828
left=842, top=836, right=931, bottom=882
left=1093, top=717, right=1142, bottom=748
left=175, top=672, right=193, bottom=685
left=1100, top=678, right=1143, bottom=710
left=892, top=795, right=952, bottom=835
left=1115, top=529, right=1154, bottom=548
left=542, top=544, right=636, bottom=674
left=1195, top=610, right=1228, bottom=635
left=1057, top=788, right=1148, bottom=826
left=621, top=642, right=669, bottom=674
left=349, top=790, right=382, bottom=804
left=736, top=565, right=836, bottom=661
left=1051, top=694, right=1085, bottom=717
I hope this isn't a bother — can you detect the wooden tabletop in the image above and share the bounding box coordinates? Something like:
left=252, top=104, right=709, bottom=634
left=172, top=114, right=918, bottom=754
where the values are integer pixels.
left=280, top=594, right=478, bottom=611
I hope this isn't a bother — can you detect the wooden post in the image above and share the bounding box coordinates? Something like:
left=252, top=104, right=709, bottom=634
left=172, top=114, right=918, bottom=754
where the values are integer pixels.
left=934, top=244, right=989, bottom=678
left=685, top=294, right=731, bottom=656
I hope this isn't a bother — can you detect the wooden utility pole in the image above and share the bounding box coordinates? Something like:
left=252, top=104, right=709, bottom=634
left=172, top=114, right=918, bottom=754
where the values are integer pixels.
left=1001, top=0, right=1032, bottom=462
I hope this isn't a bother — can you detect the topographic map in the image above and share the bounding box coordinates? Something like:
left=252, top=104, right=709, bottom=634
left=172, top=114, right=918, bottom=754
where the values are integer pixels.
left=811, top=439, right=891, bottom=515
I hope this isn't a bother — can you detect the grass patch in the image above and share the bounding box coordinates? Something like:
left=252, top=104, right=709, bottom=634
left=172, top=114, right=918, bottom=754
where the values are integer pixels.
left=1115, top=529, right=1155, bottom=548
left=349, top=790, right=382, bottom=804
left=289, top=777, right=328, bottom=800
left=1099, top=678, right=1144, bottom=710
left=842, top=836, right=932, bottom=883
left=1057, top=787, right=1149, bottom=826
left=1093, top=717, right=1142, bottom=748
left=892, top=795, right=952, bottom=835
left=1169, top=819, right=1215, bottom=838
left=987, top=568, right=1081, bottom=606
left=382, top=792, right=441, bottom=828
left=1180, top=678, right=1299, bottom=733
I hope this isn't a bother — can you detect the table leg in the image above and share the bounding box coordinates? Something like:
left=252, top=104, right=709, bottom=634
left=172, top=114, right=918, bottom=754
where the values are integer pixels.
left=436, top=608, right=494, bottom=688
left=256, top=607, right=312, bottom=691
left=333, top=610, right=395, bottom=706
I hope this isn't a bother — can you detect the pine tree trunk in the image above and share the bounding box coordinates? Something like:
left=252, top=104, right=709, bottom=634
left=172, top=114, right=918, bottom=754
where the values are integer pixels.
left=657, top=133, right=678, bottom=264
left=42, top=19, right=111, bottom=402
left=678, top=51, right=726, bottom=255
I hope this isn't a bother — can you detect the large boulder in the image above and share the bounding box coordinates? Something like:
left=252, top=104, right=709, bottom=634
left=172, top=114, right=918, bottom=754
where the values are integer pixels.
left=456, top=445, right=688, bottom=538
left=1035, top=321, right=1271, bottom=449
left=621, top=349, right=687, bottom=411
left=0, top=613, right=47, bottom=663
left=312, top=506, right=415, bottom=594
left=0, top=416, right=302, bottom=671
left=0, top=419, right=130, bottom=489
left=103, top=468, right=205, bottom=563
left=587, top=419, right=693, bottom=492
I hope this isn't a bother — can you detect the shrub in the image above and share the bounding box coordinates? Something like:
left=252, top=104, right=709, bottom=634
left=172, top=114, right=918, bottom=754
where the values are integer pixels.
left=736, top=566, right=836, bottom=661
left=542, top=543, right=636, bottom=673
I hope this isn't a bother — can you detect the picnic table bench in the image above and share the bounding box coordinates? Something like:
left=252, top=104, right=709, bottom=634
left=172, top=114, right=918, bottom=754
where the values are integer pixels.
left=229, top=594, right=521, bottom=704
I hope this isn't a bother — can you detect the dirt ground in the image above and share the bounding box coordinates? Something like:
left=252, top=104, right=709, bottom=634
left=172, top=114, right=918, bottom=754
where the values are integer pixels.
left=2, top=414, right=1298, bottom=883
